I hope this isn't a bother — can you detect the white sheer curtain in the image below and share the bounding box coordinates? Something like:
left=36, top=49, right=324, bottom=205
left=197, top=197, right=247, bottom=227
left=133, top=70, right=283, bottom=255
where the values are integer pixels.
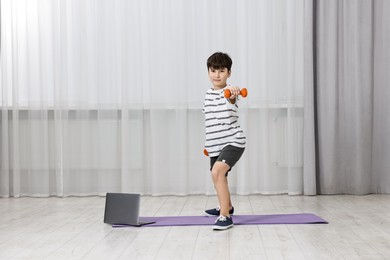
left=1, top=0, right=306, bottom=197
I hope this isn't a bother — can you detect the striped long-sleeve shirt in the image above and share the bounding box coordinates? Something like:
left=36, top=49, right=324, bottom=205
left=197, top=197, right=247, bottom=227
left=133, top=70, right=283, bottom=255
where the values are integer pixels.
left=202, top=87, right=246, bottom=157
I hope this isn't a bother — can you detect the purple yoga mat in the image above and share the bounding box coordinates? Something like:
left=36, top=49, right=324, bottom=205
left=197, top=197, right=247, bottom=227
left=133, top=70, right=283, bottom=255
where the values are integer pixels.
left=112, top=213, right=327, bottom=227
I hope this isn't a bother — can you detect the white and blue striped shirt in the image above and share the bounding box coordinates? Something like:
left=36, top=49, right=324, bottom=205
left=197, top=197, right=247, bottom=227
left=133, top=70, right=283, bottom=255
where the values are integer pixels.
left=202, top=87, right=246, bottom=157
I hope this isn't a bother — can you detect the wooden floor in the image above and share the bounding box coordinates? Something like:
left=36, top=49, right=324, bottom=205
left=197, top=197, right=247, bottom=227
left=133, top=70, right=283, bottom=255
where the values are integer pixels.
left=1, top=194, right=390, bottom=260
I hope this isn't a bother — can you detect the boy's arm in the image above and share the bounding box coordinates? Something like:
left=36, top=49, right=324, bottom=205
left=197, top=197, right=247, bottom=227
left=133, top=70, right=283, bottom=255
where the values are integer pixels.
left=225, top=86, right=240, bottom=104
left=228, top=97, right=237, bottom=104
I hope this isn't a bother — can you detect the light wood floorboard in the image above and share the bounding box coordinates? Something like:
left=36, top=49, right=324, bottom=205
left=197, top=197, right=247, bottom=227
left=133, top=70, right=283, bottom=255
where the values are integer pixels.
left=0, top=194, right=389, bottom=259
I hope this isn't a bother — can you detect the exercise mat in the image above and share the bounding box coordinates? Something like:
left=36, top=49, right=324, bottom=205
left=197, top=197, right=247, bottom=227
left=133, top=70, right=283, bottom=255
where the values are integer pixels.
left=112, top=213, right=327, bottom=227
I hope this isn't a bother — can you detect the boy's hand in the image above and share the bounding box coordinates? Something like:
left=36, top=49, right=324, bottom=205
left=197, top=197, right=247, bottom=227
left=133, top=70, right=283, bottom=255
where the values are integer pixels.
left=226, top=86, right=240, bottom=99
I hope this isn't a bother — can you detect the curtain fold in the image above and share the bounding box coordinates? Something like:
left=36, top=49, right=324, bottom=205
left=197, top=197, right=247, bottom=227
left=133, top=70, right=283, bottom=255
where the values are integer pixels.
left=370, top=0, right=390, bottom=194
left=302, top=0, right=317, bottom=195
left=2, top=0, right=308, bottom=197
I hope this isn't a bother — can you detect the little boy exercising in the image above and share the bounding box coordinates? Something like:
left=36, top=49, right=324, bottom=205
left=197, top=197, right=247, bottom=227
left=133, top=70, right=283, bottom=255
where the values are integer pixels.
left=202, top=52, right=246, bottom=230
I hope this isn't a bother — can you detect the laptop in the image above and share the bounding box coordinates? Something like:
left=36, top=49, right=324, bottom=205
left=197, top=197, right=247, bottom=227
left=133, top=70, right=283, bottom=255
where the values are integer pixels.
left=103, top=193, right=155, bottom=227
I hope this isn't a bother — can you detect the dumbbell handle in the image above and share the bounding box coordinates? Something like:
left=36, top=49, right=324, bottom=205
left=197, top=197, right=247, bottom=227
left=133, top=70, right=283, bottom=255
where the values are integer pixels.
left=224, top=88, right=248, bottom=98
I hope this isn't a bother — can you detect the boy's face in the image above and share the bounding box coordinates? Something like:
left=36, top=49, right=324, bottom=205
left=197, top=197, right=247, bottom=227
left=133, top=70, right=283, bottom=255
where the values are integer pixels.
left=208, top=67, right=231, bottom=90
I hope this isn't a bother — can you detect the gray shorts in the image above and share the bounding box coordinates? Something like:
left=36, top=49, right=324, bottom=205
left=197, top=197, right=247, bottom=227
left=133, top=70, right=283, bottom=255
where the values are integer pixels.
left=210, top=145, right=245, bottom=176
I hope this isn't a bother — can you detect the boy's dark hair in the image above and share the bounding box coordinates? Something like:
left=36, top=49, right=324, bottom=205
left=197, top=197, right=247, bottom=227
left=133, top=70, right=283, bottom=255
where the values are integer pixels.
left=207, top=52, right=232, bottom=72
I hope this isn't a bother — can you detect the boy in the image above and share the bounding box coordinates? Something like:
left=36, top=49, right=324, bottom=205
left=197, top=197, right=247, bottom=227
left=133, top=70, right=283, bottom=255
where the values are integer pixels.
left=202, top=52, right=246, bottom=230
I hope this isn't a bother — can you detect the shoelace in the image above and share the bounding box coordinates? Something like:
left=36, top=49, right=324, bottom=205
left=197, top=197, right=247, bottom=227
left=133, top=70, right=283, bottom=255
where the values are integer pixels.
left=215, top=206, right=233, bottom=212
left=215, top=215, right=227, bottom=223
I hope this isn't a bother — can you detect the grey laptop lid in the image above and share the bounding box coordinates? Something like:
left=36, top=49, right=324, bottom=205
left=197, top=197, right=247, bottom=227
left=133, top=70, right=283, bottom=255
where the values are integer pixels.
left=103, top=193, right=155, bottom=226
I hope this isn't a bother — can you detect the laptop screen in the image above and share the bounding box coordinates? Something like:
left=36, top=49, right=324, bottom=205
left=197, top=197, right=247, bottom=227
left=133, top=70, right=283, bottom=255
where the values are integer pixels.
left=103, top=193, right=140, bottom=225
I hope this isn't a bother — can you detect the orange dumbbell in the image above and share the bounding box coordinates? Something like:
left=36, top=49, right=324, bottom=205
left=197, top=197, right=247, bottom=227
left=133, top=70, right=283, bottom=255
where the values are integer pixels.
left=224, top=88, right=248, bottom=98
left=204, top=149, right=209, bottom=157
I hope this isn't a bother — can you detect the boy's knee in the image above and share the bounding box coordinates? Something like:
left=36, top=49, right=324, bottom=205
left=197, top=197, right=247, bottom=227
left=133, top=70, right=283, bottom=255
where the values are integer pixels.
left=211, top=168, right=223, bottom=178
left=211, top=163, right=229, bottom=181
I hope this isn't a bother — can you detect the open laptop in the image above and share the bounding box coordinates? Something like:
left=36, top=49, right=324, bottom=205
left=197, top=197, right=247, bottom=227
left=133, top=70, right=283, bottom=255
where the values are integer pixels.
left=103, top=193, right=155, bottom=227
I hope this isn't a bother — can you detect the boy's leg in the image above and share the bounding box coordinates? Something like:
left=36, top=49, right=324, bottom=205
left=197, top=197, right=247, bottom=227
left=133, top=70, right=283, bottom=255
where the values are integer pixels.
left=226, top=178, right=233, bottom=209
left=211, top=161, right=231, bottom=216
